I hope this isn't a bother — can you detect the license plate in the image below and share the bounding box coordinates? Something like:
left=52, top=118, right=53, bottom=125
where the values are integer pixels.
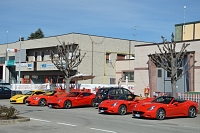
left=100, top=110, right=104, bottom=113
left=135, top=114, right=140, bottom=117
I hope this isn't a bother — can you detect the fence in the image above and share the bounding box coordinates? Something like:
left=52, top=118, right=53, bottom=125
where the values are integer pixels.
left=178, top=93, right=200, bottom=109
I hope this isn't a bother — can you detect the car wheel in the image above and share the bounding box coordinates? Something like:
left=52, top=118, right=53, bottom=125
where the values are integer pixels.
left=156, top=108, right=165, bottom=120
left=91, top=99, right=95, bottom=107
left=25, top=102, right=30, bottom=106
left=64, top=100, right=72, bottom=109
left=118, top=105, right=127, bottom=115
left=38, top=99, right=46, bottom=106
left=23, top=97, right=28, bottom=104
left=188, top=106, right=196, bottom=118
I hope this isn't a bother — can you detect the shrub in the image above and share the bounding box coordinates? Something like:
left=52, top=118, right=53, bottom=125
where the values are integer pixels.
left=0, top=105, right=20, bottom=120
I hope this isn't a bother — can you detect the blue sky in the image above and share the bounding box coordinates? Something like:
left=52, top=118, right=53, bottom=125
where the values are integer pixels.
left=0, top=0, right=200, bottom=44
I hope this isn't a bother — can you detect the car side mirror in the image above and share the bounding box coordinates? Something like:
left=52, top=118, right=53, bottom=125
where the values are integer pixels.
left=173, top=102, right=179, bottom=105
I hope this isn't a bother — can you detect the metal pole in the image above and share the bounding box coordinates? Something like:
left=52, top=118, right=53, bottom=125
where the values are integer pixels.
left=5, top=31, right=8, bottom=83
left=18, top=36, right=21, bottom=84
left=184, top=6, right=186, bottom=34
left=91, top=42, right=93, bottom=84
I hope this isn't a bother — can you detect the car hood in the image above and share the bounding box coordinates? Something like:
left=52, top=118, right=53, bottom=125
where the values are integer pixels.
left=134, top=102, right=164, bottom=109
left=11, top=94, right=29, bottom=99
left=99, top=100, right=125, bottom=106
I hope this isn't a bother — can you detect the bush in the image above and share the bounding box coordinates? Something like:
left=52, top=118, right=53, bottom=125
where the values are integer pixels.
left=0, top=105, right=20, bottom=120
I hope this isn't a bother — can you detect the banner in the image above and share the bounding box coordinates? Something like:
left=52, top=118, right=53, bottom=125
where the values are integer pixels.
left=7, top=48, right=18, bottom=53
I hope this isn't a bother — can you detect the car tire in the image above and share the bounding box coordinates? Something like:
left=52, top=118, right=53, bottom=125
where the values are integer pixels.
left=38, top=99, right=46, bottom=106
left=118, top=105, right=127, bottom=115
left=91, top=99, right=95, bottom=107
left=23, top=97, right=28, bottom=104
left=64, top=100, right=72, bottom=109
left=156, top=108, right=165, bottom=120
left=188, top=106, right=196, bottom=118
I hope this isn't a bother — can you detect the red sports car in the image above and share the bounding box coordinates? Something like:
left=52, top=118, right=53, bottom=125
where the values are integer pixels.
left=25, top=90, right=67, bottom=106
left=98, top=94, right=154, bottom=115
left=47, top=91, right=96, bottom=109
left=132, top=96, right=198, bottom=120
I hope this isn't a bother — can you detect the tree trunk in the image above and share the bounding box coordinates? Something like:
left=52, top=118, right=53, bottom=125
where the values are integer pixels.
left=171, top=79, right=177, bottom=98
left=64, top=78, right=71, bottom=92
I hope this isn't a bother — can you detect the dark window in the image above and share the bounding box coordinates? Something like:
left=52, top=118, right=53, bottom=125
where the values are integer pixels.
left=123, top=89, right=132, bottom=94
left=117, top=54, right=125, bottom=60
left=106, top=53, right=110, bottom=63
left=123, top=72, right=134, bottom=81
left=177, top=69, right=183, bottom=77
left=157, top=69, right=162, bottom=78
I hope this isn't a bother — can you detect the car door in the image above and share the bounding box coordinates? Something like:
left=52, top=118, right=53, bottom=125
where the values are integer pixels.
left=75, top=92, right=89, bottom=106
left=2, top=87, right=11, bottom=99
left=126, top=94, right=137, bottom=112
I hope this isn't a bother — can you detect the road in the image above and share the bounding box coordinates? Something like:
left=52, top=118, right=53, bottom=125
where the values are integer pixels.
left=0, top=99, right=200, bottom=133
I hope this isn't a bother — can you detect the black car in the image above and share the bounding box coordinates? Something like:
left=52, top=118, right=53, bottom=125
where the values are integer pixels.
left=0, top=86, right=22, bottom=99
left=94, top=87, right=133, bottom=106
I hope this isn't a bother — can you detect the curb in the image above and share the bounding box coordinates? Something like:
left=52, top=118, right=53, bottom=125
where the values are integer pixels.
left=0, top=116, right=30, bottom=125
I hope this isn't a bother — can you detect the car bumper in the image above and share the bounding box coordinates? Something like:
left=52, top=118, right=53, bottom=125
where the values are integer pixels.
left=26, top=100, right=38, bottom=106
left=98, top=106, right=118, bottom=114
left=48, top=103, right=62, bottom=108
left=10, top=99, right=24, bottom=103
left=132, top=109, right=156, bottom=118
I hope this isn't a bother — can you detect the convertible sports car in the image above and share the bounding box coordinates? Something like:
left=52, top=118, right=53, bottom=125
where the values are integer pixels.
left=98, top=94, right=154, bottom=115
left=47, top=91, right=96, bottom=109
left=132, top=96, right=198, bottom=120
left=10, top=90, right=45, bottom=104
left=25, top=90, right=67, bottom=106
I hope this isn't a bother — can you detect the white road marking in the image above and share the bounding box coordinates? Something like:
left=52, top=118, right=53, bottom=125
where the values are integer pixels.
left=57, top=122, right=77, bottom=127
left=90, top=128, right=117, bottom=133
left=30, top=118, right=51, bottom=122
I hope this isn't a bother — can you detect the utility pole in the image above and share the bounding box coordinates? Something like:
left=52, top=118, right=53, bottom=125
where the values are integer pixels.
left=184, top=6, right=186, bottom=34
left=18, top=36, right=21, bottom=84
left=5, top=31, right=8, bottom=83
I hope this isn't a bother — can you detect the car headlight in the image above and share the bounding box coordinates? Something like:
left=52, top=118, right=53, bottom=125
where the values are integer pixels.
left=111, top=102, right=118, bottom=106
left=147, top=106, right=155, bottom=110
left=133, top=104, right=137, bottom=108
left=33, top=97, right=38, bottom=100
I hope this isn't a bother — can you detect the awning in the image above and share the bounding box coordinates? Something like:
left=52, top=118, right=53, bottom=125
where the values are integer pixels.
left=70, top=74, right=95, bottom=81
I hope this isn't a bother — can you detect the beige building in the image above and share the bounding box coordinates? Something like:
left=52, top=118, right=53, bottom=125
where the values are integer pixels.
left=134, top=21, right=200, bottom=96
left=0, top=33, right=148, bottom=89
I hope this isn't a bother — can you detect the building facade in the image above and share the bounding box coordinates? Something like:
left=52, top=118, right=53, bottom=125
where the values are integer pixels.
left=0, top=33, right=148, bottom=90
left=134, top=21, right=200, bottom=96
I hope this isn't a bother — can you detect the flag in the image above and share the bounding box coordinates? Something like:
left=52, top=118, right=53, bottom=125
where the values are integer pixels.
left=7, top=48, right=18, bottom=53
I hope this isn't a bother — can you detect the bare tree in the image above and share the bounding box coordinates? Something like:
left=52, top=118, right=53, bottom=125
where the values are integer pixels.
left=50, top=41, right=86, bottom=92
left=149, top=33, right=197, bottom=98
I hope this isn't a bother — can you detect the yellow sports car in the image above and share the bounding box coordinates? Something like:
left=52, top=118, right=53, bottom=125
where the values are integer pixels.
left=10, top=90, right=46, bottom=104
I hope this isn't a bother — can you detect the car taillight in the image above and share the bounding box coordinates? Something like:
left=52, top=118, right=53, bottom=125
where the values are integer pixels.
left=108, top=95, right=110, bottom=99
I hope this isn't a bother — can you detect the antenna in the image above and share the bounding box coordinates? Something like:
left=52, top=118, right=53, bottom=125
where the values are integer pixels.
left=184, top=6, right=186, bottom=34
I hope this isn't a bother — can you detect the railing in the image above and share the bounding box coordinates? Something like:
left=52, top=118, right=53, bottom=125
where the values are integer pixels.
left=178, top=93, right=200, bottom=109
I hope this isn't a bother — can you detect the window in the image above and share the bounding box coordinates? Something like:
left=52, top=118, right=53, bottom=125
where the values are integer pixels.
left=34, top=52, right=37, bottom=61
left=0, top=57, right=5, bottom=64
left=157, top=69, right=162, bottom=78
left=123, top=89, right=132, bottom=94
left=177, top=69, right=183, bottom=77
left=117, top=54, right=125, bottom=60
left=123, top=72, right=134, bottom=81
left=106, top=53, right=110, bottom=63
left=41, top=51, right=44, bottom=61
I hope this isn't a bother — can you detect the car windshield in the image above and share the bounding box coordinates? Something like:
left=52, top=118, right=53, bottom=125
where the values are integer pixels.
left=67, top=92, right=80, bottom=97
left=115, top=94, right=134, bottom=100
left=24, top=91, right=34, bottom=95
left=152, top=96, right=173, bottom=104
